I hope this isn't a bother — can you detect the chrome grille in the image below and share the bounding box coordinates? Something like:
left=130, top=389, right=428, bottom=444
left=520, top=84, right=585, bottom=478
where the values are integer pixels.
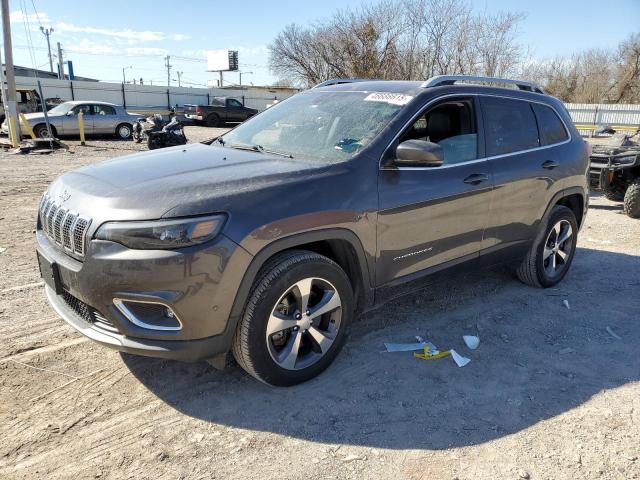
left=39, top=194, right=91, bottom=258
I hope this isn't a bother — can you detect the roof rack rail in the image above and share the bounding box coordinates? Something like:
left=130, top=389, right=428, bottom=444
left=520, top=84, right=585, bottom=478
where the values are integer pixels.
left=313, top=78, right=372, bottom=88
left=421, top=75, right=544, bottom=94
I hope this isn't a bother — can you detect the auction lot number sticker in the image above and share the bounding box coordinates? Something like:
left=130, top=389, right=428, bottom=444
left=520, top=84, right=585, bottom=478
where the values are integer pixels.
left=364, top=92, right=413, bottom=105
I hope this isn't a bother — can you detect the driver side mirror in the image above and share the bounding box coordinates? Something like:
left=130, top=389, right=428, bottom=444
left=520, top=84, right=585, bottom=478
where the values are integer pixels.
left=66, top=110, right=75, bottom=116
left=395, top=139, right=444, bottom=167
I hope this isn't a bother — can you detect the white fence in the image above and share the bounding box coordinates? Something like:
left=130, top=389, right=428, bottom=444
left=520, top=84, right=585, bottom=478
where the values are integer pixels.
left=14, top=76, right=297, bottom=114
left=565, top=103, right=640, bottom=135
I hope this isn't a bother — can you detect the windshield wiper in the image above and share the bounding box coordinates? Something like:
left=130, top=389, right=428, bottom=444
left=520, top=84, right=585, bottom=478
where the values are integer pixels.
left=228, top=143, right=294, bottom=158
left=259, top=146, right=294, bottom=158
left=228, top=142, right=261, bottom=153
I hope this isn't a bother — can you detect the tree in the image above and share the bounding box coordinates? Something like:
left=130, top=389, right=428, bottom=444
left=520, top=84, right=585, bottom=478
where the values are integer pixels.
left=269, top=0, right=525, bottom=87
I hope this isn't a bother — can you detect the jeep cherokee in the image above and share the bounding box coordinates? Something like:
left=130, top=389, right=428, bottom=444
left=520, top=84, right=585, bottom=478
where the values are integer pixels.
left=36, top=75, right=589, bottom=386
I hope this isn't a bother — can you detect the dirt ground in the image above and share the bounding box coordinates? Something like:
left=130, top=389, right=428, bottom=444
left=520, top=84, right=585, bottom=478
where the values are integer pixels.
left=0, top=128, right=639, bottom=480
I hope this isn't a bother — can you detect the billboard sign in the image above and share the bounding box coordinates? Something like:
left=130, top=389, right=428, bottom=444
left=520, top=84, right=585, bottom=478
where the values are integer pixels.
left=207, top=50, right=239, bottom=72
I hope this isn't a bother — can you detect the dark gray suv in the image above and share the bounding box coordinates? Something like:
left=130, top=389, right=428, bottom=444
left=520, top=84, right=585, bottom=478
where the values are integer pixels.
left=36, top=75, right=589, bottom=385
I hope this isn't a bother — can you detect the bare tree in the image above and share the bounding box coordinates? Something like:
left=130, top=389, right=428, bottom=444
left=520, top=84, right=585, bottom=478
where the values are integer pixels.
left=612, top=32, right=640, bottom=103
left=269, top=0, right=639, bottom=104
left=269, top=0, right=525, bottom=87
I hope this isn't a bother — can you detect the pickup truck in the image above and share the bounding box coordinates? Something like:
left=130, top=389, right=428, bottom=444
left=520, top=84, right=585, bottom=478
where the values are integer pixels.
left=184, top=97, right=258, bottom=127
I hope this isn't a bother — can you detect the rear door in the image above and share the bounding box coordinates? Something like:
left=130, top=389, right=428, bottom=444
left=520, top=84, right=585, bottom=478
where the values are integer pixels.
left=91, top=104, right=117, bottom=134
left=376, top=96, right=493, bottom=285
left=480, top=96, right=568, bottom=252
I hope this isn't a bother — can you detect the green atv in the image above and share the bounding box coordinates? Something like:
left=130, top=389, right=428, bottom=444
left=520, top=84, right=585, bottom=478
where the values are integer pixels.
left=589, top=128, right=640, bottom=218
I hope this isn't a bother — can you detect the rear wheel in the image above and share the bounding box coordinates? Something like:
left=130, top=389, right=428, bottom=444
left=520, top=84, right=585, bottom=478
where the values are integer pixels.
left=516, top=205, right=578, bottom=288
left=205, top=113, right=220, bottom=127
left=623, top=178, right=640, bottom=218
left=115, top=123, right=132, bottom=140
left=232, top=250, right=354, bottom=386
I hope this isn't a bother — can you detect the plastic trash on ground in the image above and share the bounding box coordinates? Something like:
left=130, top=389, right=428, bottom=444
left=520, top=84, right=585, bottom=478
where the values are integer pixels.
left=463, top=335, right=480, bottom=349
left=450, top=349, right=471, bottom=367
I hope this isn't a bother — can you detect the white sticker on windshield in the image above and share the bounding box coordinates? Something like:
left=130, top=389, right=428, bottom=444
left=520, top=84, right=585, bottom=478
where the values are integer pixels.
left=364, top=92, right=413, bottom=106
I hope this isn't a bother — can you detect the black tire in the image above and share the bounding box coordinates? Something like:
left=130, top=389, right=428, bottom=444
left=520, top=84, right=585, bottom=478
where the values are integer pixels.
left=115, top=123, right=133, bottom=140
left=603, top=182, right=626, bottom=202
left=34, top=124, right=55, bottom=139
left=205, top=113, right=220, bottom=127
left=623, top=179, right=640, bottom=218
left=232, top=250, right=354, bottom=386
left=516, top=205, right=578, bottom=288
left=147, top=135, right=164, bottom=150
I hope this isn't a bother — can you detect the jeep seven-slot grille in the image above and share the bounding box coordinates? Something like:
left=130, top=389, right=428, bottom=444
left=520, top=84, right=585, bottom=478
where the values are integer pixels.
left=61, top=290, right=118, bottom=332
left=39, top=194, right=91, bottom=257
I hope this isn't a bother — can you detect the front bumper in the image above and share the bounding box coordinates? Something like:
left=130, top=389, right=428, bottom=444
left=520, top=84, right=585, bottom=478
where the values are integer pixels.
left=37, top=229, right=253, bottom=361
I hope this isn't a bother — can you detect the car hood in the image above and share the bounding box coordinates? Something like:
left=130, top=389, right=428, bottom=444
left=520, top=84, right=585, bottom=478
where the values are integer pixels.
left=23, top=111, right=62, bottom=120
left=45, top=143, right=337, bottom=223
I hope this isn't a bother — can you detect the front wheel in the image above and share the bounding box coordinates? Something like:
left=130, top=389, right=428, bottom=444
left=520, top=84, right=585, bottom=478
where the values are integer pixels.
left=34, top=124, right=55, bottom=139
left=603, top=182, right=626, bottom=202
left=516, top=205, right=578, bottom=288
left=623, top=179, right=640, bottom=218
left=232, top=250, right=354, bottom=386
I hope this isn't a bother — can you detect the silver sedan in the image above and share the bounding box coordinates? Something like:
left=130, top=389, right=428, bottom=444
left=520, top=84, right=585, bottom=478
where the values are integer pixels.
left=1, top=101, right=141, bottom=139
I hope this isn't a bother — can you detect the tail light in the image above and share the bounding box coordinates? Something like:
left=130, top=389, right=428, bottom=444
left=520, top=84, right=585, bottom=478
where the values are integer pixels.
left=195, top=106, right=204, bottom=115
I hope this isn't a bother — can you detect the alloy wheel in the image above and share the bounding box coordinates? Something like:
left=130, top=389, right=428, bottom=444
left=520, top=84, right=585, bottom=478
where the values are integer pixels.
left=543, top=219, right=573, bottom=277
left=266, top=277, right=342, bottom=371
left=118, top=125, right=131, bottom=139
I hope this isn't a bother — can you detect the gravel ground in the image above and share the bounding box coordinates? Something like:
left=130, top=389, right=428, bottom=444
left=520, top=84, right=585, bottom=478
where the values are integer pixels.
left=0, top=129, right=639, bottom=480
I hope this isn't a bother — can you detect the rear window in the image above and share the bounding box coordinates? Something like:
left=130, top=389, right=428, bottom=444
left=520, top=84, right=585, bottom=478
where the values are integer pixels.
left=532, top=103, right=569, bottom=145
left=481, top=97, right=540, bottom=156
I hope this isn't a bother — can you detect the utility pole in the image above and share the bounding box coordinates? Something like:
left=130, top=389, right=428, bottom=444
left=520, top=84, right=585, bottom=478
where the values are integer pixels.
left=1, top=0, right=21, bottom=141
left=39, top=27, right=54, bottom=73
left=122, top=65, right=132, bottom=84
left=176, top=71, right=183, bottom=87
left=57, top=42, right=64, bottom=79
left=164, top=55, right=171, bottom=87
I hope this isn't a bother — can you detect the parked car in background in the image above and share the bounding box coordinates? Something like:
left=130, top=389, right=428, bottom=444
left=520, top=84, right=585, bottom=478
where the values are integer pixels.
left=1, top=101, right=140, bottom=139
left=184, top=97, right=257, bottom=127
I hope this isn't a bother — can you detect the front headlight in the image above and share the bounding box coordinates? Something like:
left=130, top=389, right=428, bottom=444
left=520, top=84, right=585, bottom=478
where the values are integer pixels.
left=95, top=215, right=226, bottom=249
left=613, top=155, right=637, bottom=165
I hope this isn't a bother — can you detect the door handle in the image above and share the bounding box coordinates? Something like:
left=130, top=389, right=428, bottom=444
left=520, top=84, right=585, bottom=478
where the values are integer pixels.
left=542, top=160, right=560, bottom=169
left=463, top=173, right=489, bottom=185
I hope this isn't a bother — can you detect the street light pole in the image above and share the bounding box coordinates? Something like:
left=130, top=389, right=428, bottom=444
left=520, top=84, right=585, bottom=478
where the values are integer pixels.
left=176, top=71, right=183, bottom=87
left=39, top=26, right=54, bottom=73
left=122, top=65, right=132, bottom=84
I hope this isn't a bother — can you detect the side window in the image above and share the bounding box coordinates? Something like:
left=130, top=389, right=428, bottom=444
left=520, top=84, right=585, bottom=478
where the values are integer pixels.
left=531, top=103, right=568, bottom=145
left=94, top=105, right=116, bottom=115
left=481, top=97, right=540, bottom=156
left=398, top=98, right=478, bottom=165
left=72, top=104, right=92, bottom=115
left=227, top=99, right=243, bottom=108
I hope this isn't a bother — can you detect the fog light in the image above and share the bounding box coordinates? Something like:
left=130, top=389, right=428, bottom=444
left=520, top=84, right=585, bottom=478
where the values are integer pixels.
left=113, top=298, right=182, bottom=331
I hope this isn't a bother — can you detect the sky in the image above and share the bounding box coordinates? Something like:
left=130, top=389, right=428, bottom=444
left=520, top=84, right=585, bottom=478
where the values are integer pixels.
left=4, top=0, right=640, bottom=88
